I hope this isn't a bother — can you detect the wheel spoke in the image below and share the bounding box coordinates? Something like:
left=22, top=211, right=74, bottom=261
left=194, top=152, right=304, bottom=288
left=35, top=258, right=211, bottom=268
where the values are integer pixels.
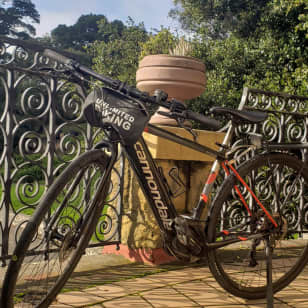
left=2, top=150, right=111, bottom=307
left=208, top=153, right=308, bottom=299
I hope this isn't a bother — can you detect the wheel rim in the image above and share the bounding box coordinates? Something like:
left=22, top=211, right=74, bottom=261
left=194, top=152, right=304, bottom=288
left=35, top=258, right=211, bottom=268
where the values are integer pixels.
left=209, top=154, right=308, bottom=296
left=9, top=161, right=107, bottom=307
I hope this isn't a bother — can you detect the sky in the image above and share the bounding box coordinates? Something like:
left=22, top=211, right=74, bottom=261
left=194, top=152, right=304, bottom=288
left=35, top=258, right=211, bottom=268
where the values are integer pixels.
left=30, top=0, right=177, bottom=37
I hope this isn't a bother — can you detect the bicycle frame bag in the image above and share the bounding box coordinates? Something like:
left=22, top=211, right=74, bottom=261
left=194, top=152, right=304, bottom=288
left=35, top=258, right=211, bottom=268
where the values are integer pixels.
left=83, top=87, right=150, bottom=145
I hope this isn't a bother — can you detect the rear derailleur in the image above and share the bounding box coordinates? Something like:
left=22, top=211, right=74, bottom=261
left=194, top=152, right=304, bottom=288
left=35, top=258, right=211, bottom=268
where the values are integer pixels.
left=248, top=211, right=288, bottom=267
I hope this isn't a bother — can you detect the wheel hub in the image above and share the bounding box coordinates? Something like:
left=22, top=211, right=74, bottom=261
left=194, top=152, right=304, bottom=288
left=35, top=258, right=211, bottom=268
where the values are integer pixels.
left=59, top=229, right=76, bottom=263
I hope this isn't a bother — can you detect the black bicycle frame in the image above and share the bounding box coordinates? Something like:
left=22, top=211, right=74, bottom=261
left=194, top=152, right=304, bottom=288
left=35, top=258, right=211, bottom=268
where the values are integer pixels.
left=119, top=122, right=308, bottom=244
left=120, top=123, right=226, bottom=240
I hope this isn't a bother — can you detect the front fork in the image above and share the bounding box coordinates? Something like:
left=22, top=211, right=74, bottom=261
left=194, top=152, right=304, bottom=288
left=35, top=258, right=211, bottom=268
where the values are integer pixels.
left=46, top=140, right=119, bottom=250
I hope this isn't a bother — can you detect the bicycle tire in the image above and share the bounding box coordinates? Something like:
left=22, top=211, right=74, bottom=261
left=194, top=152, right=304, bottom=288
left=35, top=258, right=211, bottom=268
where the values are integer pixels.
left=207, top=152, right=308, bottom=299
left=1, top=149, right=112, bottom=308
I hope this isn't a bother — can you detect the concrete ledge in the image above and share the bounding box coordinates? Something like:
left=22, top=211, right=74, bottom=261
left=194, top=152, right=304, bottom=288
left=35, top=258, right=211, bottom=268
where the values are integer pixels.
left=102, top=244, right=176, bottom=265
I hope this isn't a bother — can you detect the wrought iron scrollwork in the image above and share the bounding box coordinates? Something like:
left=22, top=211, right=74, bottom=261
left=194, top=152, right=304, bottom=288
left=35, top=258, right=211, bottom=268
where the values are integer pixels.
left=239, top=89, right=308, bottom=146
left=215, top=88, right=308, bottom=236
left=0, top=36, right=123, bottom=264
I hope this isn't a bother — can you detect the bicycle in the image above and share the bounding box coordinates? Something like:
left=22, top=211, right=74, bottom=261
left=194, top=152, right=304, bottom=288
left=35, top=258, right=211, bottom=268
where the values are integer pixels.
left=1, top=48, right=308, bottom=308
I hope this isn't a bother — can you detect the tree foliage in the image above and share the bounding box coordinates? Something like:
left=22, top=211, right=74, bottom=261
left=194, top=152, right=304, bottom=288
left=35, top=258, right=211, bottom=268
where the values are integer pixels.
left=169, top=0, right=308, bottom=112
left=0, top=0, right=39, bottom=38
left=88, top=18, right=148, bottom=85
left=51, top=14, right=125, bottom=50
left=169, top=0, right=271, bottom=39
left=139, top=28, right=177, bottom=60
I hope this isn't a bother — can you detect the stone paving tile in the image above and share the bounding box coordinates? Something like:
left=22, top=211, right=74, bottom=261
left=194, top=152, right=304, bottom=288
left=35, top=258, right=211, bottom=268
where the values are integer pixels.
left=275, top=293, right=308, bottom=304
left=141, top=286, right=199, bottom=307
left=289, top=302, right=308, bottom=308
left=246, top=303, right=290, bottom=308
left=178, top=266, right=212, bottom=279
left=144, top=272, right=193, bottom=285
left=49, top=304, right=74, bottom=308
left=103, top=295, right=152, bottom=307
left=195, top=277, right=251, bottom=305
left=56, top=291, right=104, bottom=307
left=244, top=297, right=282, bottom=305
left=288, top=281, right=308, bottom=288
left=172, top=280, right=241, bottom=306
left=200, top=306, right=247, bottom=308
left=144, top=268, right=209, bottom=285
left=276, top=287, right=305, bottom=297
left=199, top=276, right=226, bottom=288
left=114, top=277, right=165, bottom=293
left=49, top=262, right=308, bottom=308
left=85, top=284, right=129, bottom=299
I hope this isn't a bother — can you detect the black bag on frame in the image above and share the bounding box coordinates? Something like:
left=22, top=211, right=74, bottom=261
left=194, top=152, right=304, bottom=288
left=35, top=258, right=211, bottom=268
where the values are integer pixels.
left=83, top=87, right=150, bottom=145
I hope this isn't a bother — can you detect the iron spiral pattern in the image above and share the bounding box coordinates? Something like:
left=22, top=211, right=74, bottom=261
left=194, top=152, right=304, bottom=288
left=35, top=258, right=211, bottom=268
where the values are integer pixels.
left=236, top=89, right=308, bottom=147
left=215, top=88, right=308, bottom=236
left=0, top=37, right=123, bottom=264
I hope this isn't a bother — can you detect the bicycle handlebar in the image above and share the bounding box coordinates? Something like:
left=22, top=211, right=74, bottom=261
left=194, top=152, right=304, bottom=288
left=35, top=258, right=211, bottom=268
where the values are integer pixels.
left=186, top=110, right=221, bottom=130
left=44, top=49, right=72, bottom=66
left=43, top=48, right=221, bottom=130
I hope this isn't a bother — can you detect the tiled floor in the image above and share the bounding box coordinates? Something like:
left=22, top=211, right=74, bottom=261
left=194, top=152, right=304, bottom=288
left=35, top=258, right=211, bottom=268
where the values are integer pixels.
left=50, top=262, right=308, bottom=307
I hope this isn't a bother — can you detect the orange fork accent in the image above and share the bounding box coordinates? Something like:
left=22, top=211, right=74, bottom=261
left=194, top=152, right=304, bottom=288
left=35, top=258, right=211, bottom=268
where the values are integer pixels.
left=226, top=161, right=278, bottom=228
left=206, top=172, right=217, bottom=185
left=201, top=193, right=208, bottom=203
left=221, top=162, right=252, bottom=217
left=200, top=172, right=218, bottom=205
left=238, top=236, right=248, bottom=241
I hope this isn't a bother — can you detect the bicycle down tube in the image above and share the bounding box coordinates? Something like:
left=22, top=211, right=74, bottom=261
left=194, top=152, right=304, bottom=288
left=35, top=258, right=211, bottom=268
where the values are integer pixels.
left=144, top=122, right=231, bottom=223
left=131, top=123, right=229, bottom=221
left=121, top=120, right=229, bottom=235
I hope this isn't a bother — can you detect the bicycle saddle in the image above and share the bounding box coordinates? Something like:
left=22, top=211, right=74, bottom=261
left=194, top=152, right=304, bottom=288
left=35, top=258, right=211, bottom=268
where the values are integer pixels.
left=211, top=107, right=267, bottom=124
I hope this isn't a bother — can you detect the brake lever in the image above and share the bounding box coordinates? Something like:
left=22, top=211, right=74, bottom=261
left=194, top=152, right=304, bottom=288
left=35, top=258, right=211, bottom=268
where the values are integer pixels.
left=178, top=120, right=198, bottom=142
left=157, top=110, right=184, bottom=120
left=157, top=110, right=198, bottom=142
left=169, top=99, right=186, bottom=113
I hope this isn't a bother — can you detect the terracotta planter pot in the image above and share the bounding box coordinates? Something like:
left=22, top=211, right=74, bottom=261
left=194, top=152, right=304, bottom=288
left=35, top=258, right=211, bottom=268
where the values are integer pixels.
left=136, top=54, right=206, bottom=125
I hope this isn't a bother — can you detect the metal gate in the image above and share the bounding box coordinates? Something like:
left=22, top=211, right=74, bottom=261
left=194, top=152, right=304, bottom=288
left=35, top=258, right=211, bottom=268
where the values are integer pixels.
left=0, top=36, right=124, bottom=265
left=1, top=35, right=308, bottom=266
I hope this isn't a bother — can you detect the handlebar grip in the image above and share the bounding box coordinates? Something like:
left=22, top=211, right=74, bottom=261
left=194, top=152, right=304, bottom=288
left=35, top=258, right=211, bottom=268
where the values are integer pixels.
left=43, top=49, right=73, bottom=65
left=186, top=110, right=221, bottom=130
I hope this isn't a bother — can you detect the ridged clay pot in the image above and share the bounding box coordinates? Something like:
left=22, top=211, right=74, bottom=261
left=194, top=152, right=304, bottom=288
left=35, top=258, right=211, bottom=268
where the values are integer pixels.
left=136, top=54, right=206, bottom=125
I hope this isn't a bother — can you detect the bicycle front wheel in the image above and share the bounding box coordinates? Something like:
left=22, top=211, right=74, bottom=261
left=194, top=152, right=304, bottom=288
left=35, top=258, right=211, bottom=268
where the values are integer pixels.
left=1, top=149, right=112, bottom=308
left=207, top=153, right=308, bottom=299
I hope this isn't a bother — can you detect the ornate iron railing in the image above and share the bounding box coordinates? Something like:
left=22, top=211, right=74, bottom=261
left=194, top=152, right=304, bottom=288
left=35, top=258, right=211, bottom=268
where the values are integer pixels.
left=219, top=87, right=308, bottom=236
left=0, top=36, right=124, bottom=265
left=0, top=35, right=308, bottom=266
left=238, top=87, right=308, bottom=158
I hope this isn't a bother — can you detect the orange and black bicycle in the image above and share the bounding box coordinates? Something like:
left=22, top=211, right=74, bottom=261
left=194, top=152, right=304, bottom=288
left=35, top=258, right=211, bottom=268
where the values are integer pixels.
left=2, top=48, right=308, bottom=308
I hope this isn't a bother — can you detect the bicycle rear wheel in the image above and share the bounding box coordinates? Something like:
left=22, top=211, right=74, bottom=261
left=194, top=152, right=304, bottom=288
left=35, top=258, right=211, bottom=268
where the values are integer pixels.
left=207, top=153, right=308, bottom=299
left=1, top=149, right=112, bottom=308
